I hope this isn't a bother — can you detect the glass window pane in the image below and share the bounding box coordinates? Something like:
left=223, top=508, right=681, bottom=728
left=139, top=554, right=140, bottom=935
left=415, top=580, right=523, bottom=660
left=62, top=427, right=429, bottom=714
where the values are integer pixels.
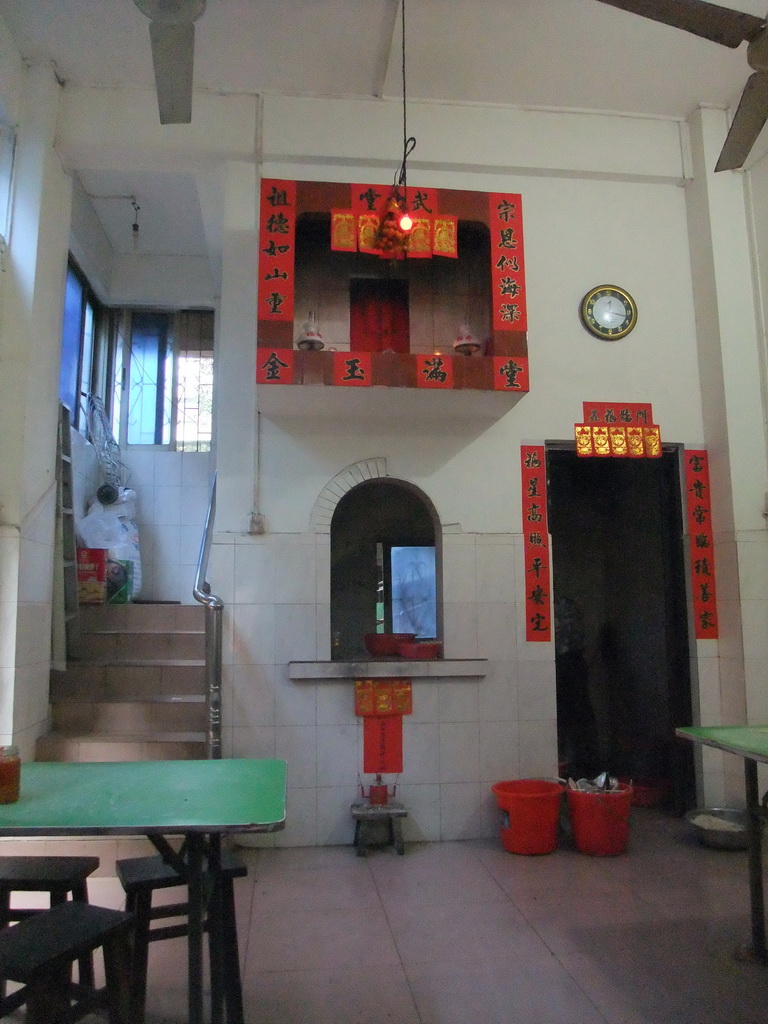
left=391, top=546, right=436, bottom=638
left=78, top=300, right=95, bottom=416
left=59, top=267, right=83, bottom=424
left=127, top=312, right=170, bottom=445
left=176, top=349, right=213, bottom=452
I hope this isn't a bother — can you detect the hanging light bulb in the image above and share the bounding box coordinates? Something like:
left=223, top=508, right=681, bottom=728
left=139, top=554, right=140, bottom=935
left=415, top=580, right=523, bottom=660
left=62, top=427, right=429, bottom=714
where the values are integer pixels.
left=376, top=0, right=416, bottom=257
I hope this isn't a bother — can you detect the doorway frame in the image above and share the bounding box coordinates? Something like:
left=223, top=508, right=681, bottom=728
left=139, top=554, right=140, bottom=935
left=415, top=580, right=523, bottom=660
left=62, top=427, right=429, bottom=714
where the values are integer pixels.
left=545, top=439, right=698, bottom=809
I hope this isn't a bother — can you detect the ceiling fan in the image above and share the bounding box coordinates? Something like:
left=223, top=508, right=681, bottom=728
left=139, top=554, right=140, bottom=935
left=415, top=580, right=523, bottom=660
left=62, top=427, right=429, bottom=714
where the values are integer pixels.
left=595, top=1, right=768, bottom=170
left=133, top=0, right=206, bottom=124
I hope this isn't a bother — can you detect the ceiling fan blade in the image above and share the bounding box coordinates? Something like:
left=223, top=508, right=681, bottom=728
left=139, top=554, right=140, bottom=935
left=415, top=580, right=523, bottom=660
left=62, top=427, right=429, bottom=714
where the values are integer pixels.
left=594, top=1, right=765, bottom=47
left=148, top=20, right=195, bottom=124
left=715, top=71, right=768, bottom=169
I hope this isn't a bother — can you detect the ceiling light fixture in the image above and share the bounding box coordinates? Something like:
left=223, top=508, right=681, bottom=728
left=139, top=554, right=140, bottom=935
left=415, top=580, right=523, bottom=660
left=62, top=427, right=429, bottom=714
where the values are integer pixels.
left=395, top=0, right=415, bottom=232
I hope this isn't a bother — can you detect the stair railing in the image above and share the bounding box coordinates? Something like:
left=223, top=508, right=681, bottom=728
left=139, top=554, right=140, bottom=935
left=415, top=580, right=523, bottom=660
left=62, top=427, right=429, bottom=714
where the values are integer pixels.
left=193, top=472, right=224, bottom=759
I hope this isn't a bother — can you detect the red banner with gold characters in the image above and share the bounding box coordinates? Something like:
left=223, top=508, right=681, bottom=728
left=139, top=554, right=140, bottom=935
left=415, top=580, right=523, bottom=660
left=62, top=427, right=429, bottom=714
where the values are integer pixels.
left=489, top=193, right=527, bottom=332
left=416, top=353, right=453, bottom=389
left=256, top=348, right=294, bottom=385
left=493, top=356, right=529, bottom=391
left=575, top=402, right=661, bottom=457
left=685, top=450, right=719, bottom=639
left=521, top=445, right=551, bottom=641
left=334, top=352, right=372, bottom=387
left=258, top=180, right=296, bottom=322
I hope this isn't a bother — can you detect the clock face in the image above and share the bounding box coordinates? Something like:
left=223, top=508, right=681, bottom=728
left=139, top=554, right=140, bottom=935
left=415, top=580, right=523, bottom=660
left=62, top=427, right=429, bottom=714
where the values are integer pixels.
left=580, top=286, right=637, bottom=340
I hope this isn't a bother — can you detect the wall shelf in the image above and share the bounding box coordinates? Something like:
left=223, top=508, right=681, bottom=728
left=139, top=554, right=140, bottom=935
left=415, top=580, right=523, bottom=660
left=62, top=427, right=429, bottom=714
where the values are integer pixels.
left=289, top=659, right=487, bottom=680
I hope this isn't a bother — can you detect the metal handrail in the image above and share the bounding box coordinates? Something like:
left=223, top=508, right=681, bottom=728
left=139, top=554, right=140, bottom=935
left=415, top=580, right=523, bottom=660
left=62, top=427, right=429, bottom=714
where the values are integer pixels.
left=193, top=472, right=223, bottom=759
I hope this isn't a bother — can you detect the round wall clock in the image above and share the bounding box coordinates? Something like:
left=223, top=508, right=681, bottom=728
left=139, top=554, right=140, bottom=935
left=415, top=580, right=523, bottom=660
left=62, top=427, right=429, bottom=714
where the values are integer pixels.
left=579, top=285, right=637, bottom=340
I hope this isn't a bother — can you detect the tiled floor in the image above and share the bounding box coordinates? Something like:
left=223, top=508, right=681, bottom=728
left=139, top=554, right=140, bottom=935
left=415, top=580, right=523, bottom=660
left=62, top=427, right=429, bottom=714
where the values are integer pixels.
left=9, top=809, right=768, bottom=1023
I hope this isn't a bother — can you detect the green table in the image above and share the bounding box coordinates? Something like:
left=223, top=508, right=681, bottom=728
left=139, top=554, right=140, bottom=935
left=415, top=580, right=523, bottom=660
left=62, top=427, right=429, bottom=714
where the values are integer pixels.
left=0, top=759, right=286, bottom=1024
left=676, top=726, right=768, bottom=961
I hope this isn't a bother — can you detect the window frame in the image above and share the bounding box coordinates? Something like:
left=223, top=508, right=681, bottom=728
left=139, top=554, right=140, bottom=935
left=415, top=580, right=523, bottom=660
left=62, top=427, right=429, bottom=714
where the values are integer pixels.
left=113, top=307, right=215, bottom=452
left=59, top=257, right=114, bottom=432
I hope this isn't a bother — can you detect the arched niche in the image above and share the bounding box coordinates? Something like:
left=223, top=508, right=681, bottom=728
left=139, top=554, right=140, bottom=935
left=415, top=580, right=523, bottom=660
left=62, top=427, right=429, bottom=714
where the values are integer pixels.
left=330, top=478, right=442, bottom=660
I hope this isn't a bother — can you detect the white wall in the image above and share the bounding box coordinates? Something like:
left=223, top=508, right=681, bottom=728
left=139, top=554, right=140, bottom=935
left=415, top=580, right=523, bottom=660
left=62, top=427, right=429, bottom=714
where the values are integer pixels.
left=2, top=44, right=764, bottom=835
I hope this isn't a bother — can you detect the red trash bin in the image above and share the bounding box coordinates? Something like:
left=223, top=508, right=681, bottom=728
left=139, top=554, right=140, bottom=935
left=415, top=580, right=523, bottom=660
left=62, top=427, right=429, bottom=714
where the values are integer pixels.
left=566, top=783, right=633, bottom=855
left=491, top=779, right=564, bottom=855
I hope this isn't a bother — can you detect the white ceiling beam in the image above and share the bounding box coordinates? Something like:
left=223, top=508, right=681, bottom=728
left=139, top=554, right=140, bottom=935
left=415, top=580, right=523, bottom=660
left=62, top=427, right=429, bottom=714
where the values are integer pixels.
left=372, top=0, right=400, bottom=98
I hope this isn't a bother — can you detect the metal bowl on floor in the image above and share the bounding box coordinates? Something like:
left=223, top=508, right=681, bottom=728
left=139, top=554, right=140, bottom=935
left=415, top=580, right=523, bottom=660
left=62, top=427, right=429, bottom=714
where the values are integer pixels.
left=684, top=807, right=753, bottom=850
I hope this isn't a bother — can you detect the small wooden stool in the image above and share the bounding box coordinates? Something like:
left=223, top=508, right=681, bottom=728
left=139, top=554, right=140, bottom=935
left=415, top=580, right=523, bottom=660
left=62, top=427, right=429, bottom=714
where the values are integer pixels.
left=351, top=801, right=407, bottom=856
left=0, top=855, right=100, bottom=993
left=115, top=849, right=247, bottom=1024
left=0, top=900, right=133, bottom=1023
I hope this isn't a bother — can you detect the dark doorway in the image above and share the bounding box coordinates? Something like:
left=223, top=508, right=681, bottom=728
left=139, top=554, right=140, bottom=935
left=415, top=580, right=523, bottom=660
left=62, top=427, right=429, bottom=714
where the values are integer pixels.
left=547, top=446, right=695, bottom=812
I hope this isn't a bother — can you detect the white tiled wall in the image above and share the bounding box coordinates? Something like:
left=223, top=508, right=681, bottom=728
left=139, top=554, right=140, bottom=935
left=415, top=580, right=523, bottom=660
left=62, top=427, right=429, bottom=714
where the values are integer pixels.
left=211, top=528, right=555, bottom=847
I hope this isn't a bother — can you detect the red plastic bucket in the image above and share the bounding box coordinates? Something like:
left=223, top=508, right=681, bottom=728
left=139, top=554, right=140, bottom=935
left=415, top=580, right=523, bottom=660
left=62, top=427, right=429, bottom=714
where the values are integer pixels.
left=491, top=779, right=564, bottom=855
left=566, top=783, right=633, bottom=855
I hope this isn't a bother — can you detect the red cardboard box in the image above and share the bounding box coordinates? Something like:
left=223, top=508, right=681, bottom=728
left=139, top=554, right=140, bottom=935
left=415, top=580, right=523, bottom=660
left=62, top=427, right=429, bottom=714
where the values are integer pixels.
left=77, top=547, right=106, bottom=604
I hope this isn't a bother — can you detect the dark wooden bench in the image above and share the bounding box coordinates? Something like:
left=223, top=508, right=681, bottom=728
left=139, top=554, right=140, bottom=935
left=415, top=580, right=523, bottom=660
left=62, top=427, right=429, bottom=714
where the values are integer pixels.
left=0, top=900, right=133, bottom=1023
left=0, top=855, right=101, bottom=994
left=116, top=848, right=247, bottom=1024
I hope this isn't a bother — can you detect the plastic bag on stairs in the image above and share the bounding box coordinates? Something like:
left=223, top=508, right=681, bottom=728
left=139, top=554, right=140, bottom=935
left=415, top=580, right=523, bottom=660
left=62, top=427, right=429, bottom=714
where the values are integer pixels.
left=77, top=488, right=142, bottom=600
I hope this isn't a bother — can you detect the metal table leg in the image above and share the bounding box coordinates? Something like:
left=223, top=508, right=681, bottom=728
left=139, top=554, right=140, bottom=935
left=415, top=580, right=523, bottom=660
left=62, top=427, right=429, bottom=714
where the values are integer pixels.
left=186, top=834, right=205, bottom=1024
left=208, top=834, right=225, bottom=1024
left=744, top=760, right=767, bottom=961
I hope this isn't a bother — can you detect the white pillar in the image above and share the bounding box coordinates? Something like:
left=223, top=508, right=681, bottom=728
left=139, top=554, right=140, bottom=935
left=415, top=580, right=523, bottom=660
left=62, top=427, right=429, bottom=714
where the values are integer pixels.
left=0, top=61, right=71, bottom=752
left=214, top=160, right=258, bottom=534
left=686, top=106, right=768, bottom=803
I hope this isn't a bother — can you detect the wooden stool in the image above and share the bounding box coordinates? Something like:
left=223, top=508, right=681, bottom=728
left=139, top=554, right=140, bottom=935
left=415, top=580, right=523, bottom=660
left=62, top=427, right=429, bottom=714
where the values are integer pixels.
left=0, top=855, right=100, bottom=993
left=351, top=801, right=407, bottom=856
left=0, top=900, right=133, bottom=1023
left=115, top=849, right=247, bottom=1024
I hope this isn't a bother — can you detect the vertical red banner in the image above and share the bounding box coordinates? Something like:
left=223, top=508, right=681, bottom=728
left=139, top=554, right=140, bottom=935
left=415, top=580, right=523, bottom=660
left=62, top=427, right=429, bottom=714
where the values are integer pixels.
left=258, top=179, right=296, bottom=323
left=521, top=445, right=551, bottom=641
left=685, top=450, right=719, bottom=638
left=489, top=193, right=527, bottom=331
left=363, top=716, right=404, bottom=773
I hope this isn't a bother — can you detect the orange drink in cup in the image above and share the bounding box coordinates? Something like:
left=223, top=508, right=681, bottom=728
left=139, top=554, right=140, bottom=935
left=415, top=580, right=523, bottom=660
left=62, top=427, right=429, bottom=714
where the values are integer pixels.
left=0, top=746, right=20, bottom=804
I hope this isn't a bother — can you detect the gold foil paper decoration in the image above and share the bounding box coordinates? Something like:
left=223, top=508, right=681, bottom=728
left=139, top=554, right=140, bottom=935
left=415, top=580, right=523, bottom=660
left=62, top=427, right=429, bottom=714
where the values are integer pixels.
left=575, top=403, right=662, bottom=458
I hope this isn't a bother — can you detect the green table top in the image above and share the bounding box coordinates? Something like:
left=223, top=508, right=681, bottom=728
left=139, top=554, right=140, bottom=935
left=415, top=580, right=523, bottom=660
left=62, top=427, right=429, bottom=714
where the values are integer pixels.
left=676, top=726, right=768, bottom=765
left=0, top=759, right=287, bottom=836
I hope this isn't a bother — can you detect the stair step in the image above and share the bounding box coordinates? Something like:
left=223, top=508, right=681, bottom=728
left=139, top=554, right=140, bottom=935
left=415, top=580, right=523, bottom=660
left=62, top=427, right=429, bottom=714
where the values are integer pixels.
left=50, top=665, right=205, bottom=702
left=70, top=632, right=205, bottom=660
left=79, top=604, right=204, bottom=632
left=68, top=658, right=205, bottom=667
left=35, top=733, right=207, bottom=763
left=52, top=699, right=207, bottom=735
left=45, top=601, right=212, bottom=766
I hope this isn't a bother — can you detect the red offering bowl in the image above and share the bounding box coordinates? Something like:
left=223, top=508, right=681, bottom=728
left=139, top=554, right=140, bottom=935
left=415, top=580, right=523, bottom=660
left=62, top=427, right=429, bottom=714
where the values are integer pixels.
left=397, top=640, right=442, bottom=659
left=364, top=633, right=416, bottom=657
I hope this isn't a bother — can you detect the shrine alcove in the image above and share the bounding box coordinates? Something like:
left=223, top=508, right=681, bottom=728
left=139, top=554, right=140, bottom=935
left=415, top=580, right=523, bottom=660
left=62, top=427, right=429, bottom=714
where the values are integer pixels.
left=330, top=479, right=441, bottom=660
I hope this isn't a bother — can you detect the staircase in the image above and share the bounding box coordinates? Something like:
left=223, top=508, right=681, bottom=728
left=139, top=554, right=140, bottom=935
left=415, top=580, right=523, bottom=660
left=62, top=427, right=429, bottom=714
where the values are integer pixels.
left=38, top=602, right=208, bottom=762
